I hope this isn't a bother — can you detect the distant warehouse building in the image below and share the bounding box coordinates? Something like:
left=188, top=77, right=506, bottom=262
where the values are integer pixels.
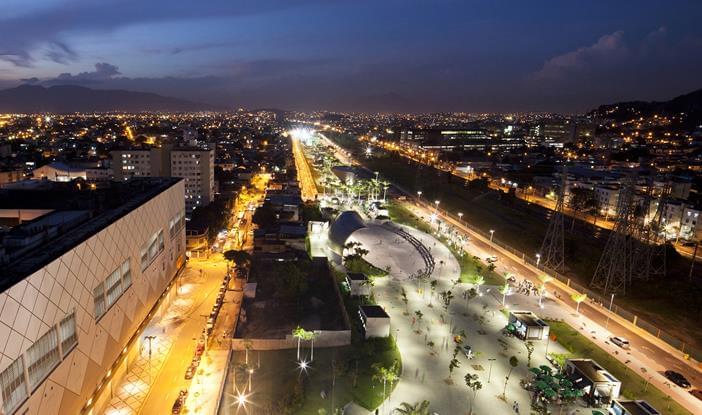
left=0, top=178, right=186, bottom=415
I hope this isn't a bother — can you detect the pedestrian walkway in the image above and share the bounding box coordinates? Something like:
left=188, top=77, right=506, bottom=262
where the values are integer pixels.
left=101, top=259, right=228, bottom=415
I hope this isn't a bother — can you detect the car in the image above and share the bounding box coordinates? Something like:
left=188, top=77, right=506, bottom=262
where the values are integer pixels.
left=664, top=370, right=691, bottom=388
left=462, top=345, right=473, bottom=359
left=172, top=399, right=183, bottom=414
left=185, top=365, right=196, bottom=380
left=690, top=389, right=702, bottom=401
left=486, top=255, right=498, bottom=263
left=610, top=336, right=630, bottom=350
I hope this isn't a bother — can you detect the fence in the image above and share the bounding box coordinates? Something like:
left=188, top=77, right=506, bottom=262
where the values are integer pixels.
left=410, top=196, right=702, bottom=366
left=231, top=330, right=352, bottom=351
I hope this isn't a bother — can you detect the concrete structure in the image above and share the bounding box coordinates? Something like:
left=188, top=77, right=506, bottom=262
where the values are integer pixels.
left=0, top=178, right=186, bottom=415
left=170, top=148, right=215, bottom=213
left=185, top=223, right=209, bottom=258
left=327, top=211, right=366, bottom=256
left=345, top=272, right=370, bottom=296
left=508, top=310, right=550, bottom=340
left=111, top=146, right=215, bottom=214
left=33, top=162, right=111, bottom=182
left=358, top=305, right=390, bottom=338
left=565, top=358, right=621, bottom=405
left=609, top=399, right=660, bottom=415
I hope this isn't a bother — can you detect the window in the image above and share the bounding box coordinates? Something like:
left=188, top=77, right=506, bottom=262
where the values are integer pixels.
left=59, top=313, right=77, bottom=356
left=141, top=229, right=165, bottom=271
left=0, top=357, right=28, bottom=415
left=25, top=328, right=60, bottom=390
left=105, top=268, right=122, bottom=308
left=93, top=281, right=106, bottom=320
left=122, top=259, right=132, bottom=289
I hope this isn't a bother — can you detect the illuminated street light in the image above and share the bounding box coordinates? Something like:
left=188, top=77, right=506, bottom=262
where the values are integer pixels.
left=458, top=212, right=463, bottom=223
left=489, top=229, right=494, bottom=242
left=536, top=253, right=541, bottom=268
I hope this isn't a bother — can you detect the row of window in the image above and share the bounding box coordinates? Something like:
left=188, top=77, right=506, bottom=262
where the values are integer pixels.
left=140, top=229, right=165, bottom=272
left=0, top=312, right=77, bottom=415
left=169, top=210, right=185, bottom=239
left=94, top=260, right=132, bottom=320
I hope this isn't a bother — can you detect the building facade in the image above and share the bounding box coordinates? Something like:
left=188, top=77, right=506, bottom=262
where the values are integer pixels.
left=0, top=179, right=186, bottom=415
left=170, top=148, right=215, bottom=213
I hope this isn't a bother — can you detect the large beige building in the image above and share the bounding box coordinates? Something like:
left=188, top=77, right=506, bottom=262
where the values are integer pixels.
left=0, top=178, right=186, bottom=415
left=110, top=146, right=215, bottom=213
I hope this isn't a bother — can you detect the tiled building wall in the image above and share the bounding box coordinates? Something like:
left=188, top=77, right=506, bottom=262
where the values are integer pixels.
left=0, top=181, right=185, bottom=415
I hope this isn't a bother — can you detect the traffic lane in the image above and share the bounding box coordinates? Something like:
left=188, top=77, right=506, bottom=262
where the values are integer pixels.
left=463, top=218, right=697, bottom=381
left=411, top=201, right=702, bottom=393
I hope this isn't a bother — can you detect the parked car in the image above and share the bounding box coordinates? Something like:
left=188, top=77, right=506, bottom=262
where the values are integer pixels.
left=486, top=255, right=498, bottom=263
left=689, top=389, right=702, bottom=401
left=172, top=399, right=183, bottom=414
left=610, top=336, right=630, bottom=350
left=665, top=370, right=691, bottom=388
left=185, top=365, right=196, bottom=380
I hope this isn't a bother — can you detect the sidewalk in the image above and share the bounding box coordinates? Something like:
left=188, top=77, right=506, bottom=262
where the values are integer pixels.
left=102, top=259, right=228, bottom=415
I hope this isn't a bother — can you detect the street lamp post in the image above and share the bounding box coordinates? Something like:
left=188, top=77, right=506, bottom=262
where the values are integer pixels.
left=605, top=293, right=615, bottom=329
left=144, top=335, right=156, bottom=384
left=489, top=229, right=494, bottom=243
left=536, top=253, right=541, bottom=268
left=458, top=212, right=463, bottom=223
left=487, top=358, right=496, bottom=383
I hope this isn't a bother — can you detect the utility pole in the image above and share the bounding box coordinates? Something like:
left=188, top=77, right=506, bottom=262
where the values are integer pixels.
left=539, top=166, right=567, bottom=271
left=689, top=241, right=699, bottom=282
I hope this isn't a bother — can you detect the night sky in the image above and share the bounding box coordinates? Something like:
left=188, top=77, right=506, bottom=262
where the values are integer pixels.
left=1, top=0, right=701, bottom=113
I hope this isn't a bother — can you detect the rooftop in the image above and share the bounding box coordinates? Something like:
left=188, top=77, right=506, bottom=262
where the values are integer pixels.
left=567, top=358, right=620, bottom=385
left=346, top=272, right=368, bottom=281
left=0, top=178, right=182, bottom=293
left=360, top=304, right=390, bottom=319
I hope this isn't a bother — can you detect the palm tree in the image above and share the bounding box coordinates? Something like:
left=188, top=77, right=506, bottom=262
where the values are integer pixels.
left=448, top=357, right=461, bottom=380
left=243, top=339, right=253, bottom=365
left=305, top=330, right=319, bottom=361
left=498, top=283, right=510, bottom=306
left=394, top=400, right=430, bottom=415
left=464, top=372, right=483, bottom=415
left=502, top=356, right=519, bottom=399
left=372, top=360, right=400, bottom=406
left=292, top=326, right=308, bottom=361
left=571, top=292, right=587, bottom=314
left=468, top=275, right=485, bottom=295
left=538, top=274, right=554, bottom=306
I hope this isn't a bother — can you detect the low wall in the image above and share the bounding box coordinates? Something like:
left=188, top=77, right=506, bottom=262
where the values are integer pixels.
left=231, top=330, right=351, bottom=351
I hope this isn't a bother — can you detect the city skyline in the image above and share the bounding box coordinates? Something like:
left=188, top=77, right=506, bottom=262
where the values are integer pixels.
left=1, top=0, right=702, bottom=112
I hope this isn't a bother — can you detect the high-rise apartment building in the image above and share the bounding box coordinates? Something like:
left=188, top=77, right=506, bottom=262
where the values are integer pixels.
left=110, top=146, right=215, bottom=213
left=0, top=178, right=186, bottom=415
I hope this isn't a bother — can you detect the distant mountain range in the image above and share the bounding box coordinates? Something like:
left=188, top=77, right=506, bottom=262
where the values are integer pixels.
left=589, top=88, right=702, bottom=122
left=0, top=85, right=220, bottom=113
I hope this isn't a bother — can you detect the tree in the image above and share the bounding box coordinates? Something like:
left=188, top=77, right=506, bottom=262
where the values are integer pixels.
left=394, top=400, right=431, bottom=415
left=464, top=372, right=483, bottom=415
left=498, top=283, right=510, bottom=306
left=292, top=326, right=309, bottom=361
left=529, top=365, right=584, bottom=414
left=372, top=360, right=400, bottom=405
left=440, top=290, right=454, bottom=312
left=401, top=287, right=409, bottom=313
left=525, top=341, right=535, bottom=367
left=414, top=310, right=423, bottom=325
left=468, top=275, right=485, bottom=295
left=448, top=357, right=461, bottom=380
left=571, top=292, right=587, bottom=314
left=252, top=203, right=277, bottom=229
left=537, top=274, right=553, bottom=306
left=429, top=279, right=438, bottom=305
left=502, top=356, right=519, bottom=399
left=223, top=250, right=252, bottom=269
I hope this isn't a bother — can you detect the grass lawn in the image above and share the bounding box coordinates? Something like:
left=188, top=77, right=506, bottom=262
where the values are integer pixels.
left=387, top=201, right=504, bottom=286
left=222, top=340, right=401, bottom=415
left=547, top=320, right=692, bottom=415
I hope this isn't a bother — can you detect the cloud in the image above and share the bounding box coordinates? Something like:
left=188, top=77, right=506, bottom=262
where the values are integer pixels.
left=0, top=0, right=322, bottom=67
left=531, top=31, right=627, bottom=80
left=47, top=62, right=122, bottom=85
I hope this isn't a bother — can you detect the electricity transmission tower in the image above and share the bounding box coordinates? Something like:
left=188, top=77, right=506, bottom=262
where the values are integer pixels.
left=539, top=166, right=567, bottom=271
left=590, top=174, right=637, bottom=295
